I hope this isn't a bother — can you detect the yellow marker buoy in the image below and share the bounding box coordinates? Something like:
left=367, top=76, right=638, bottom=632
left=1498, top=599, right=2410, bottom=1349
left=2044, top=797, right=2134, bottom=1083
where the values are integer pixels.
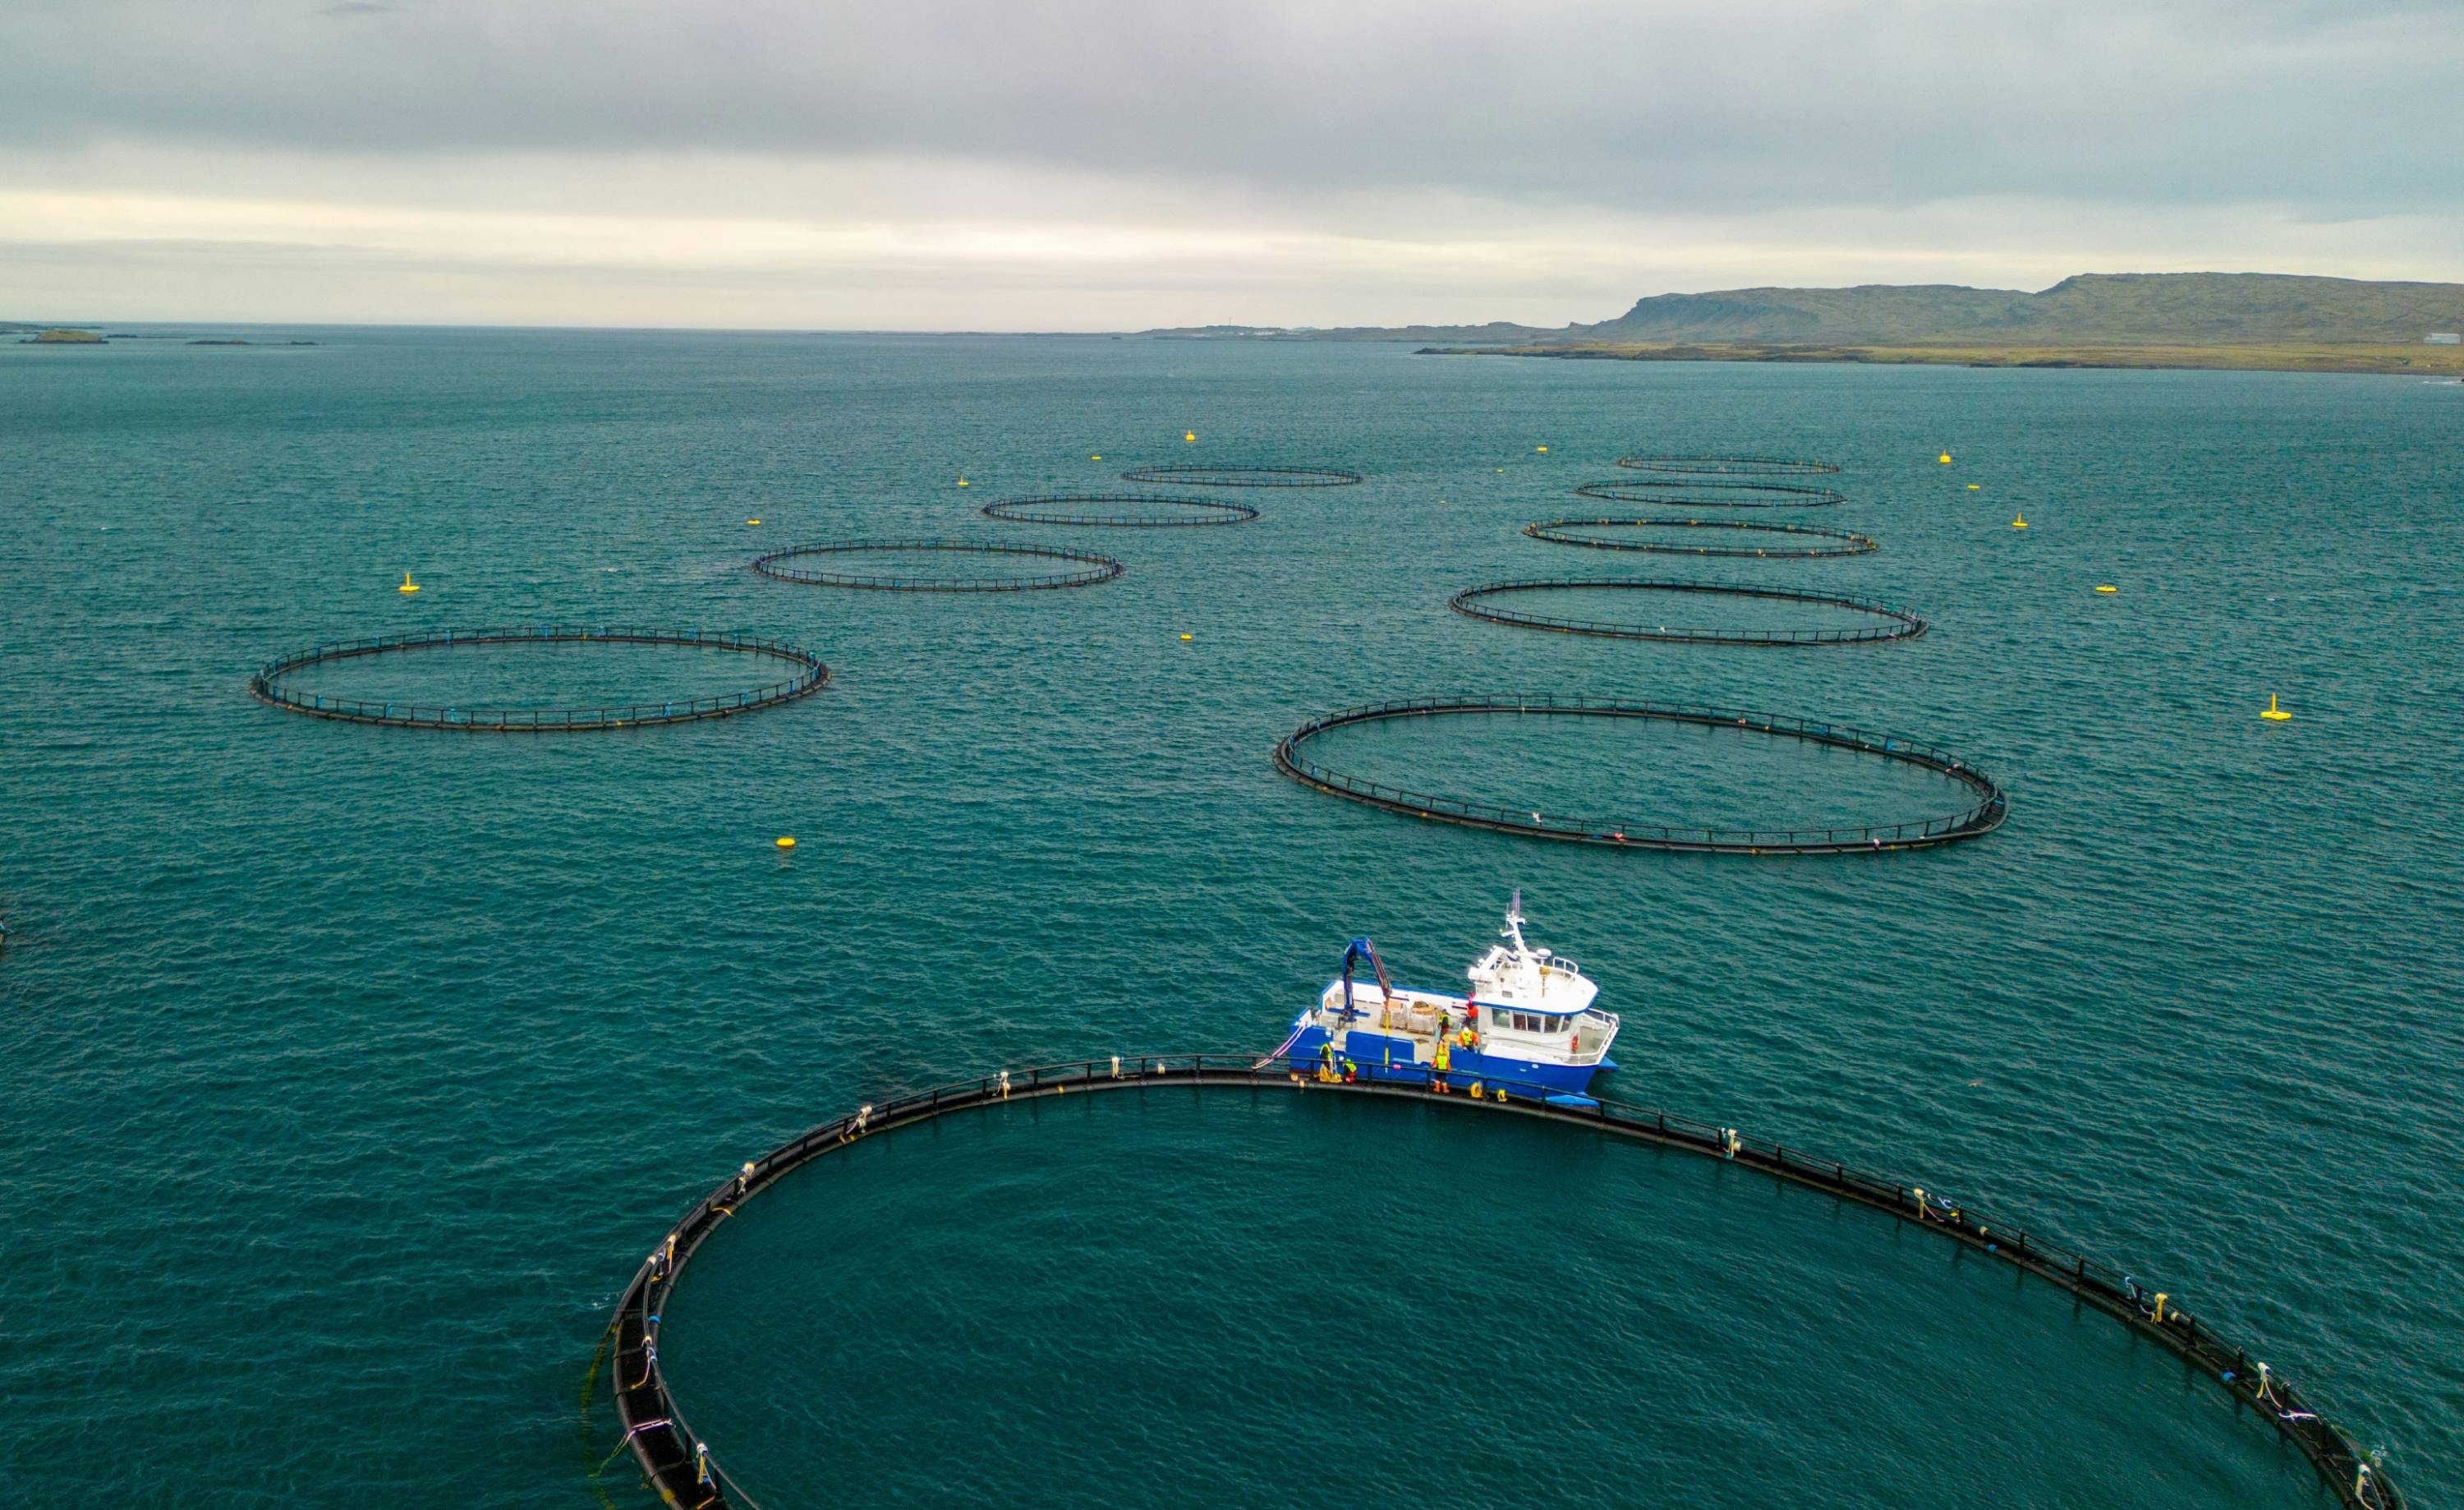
left=398, top=572, right=421, bottom=594
left=746, top=518, right=761, bottom=526
left=1184, top=431, right=1196, bottom=443
left=1536, top=445, right=1548, bottom=453
left=957, top=478, right=969, bottom=487
left=1965, top=483, right=1980, bottom=490
left=775, top=836, right=797, bottom=849
left=2095, top=585, right=2117, bottom=593
left=2261, top=695, right=2292, bottom=722
left=1178, top=633, right=1193, bottom=641
left=1939, top=452, right=1953, bottom=464
left=2011, top=514, right=2029, bottom=529
left=1091, top=454, right=1101, bottom=461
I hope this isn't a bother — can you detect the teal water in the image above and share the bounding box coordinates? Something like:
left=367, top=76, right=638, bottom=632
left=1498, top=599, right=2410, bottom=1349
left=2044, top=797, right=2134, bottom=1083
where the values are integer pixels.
left=2, top=329, right=2457, bottom=1506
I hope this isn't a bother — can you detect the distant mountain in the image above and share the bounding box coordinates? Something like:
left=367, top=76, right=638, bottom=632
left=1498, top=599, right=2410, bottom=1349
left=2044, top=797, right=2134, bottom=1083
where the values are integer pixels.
left=1570, top=273, right=2464, bottom=347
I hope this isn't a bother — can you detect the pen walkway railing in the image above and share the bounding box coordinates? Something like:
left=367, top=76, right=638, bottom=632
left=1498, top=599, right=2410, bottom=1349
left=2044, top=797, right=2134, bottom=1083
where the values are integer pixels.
left=600, top=1053, right=2399, bottom=1510
left=248, top=625, right=829, bottom=731
left=1521, top=517, right=1879, bottom=559
left=751, top=539, right=1124, bottom=592
left=981, top=494, right=1258, bottom=527
left=1271, top=696, right=2005, bottom=853
left=1447, top=579, right=1926, bottom=645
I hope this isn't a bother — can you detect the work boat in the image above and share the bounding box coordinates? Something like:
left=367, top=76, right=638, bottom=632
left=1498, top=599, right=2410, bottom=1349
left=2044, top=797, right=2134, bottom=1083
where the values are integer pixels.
left=1276, top=894, right=1620, bottom=1098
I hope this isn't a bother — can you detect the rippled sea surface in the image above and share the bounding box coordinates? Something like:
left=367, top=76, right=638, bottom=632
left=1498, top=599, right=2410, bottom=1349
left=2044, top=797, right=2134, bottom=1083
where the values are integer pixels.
left=2, top=329, right=2457, bottom=1508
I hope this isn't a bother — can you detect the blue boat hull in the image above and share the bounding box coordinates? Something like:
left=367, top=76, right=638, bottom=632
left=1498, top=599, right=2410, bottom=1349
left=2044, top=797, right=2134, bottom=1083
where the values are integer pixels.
left=1279, top=1023, right=1611, bottom=1096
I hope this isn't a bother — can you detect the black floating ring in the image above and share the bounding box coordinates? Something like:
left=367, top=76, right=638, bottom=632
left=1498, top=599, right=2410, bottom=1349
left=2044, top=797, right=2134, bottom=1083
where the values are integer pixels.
left=1616, top=454, right=1841, bottom=476
left=982, top=494, right=1258, bottom=527
left=605, top=1051, right=2399, bottom=1510
left=1576, top=480, right=1847, bottom=509
left=1449, top=580, right=1924, bottom=646
left=247, top=625, right=830, bottom=732
left=1273, top=695, right=2005, bottom=852
left=1524, top=518, right=1878, bottom=559
left=752, top=538, right=1124, bottom=592
left=1118, top=464, right=1363, bottom=488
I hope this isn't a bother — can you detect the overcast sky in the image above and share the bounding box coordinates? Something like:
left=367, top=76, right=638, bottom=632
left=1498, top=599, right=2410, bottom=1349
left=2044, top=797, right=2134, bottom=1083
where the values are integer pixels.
left=7, top=0, right=2459, bottom=329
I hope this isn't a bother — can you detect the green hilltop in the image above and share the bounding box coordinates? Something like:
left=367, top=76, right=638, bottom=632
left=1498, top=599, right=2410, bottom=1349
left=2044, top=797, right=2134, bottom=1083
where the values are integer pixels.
left=1574, top=273, right=2464, bottom=347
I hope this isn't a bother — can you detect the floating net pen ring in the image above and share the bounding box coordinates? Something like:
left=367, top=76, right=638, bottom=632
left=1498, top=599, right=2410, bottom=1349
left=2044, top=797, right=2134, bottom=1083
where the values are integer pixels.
left=1575, top=480, right=1848, bottom=509
left=247, top=625, right=830, bottom=731
left=1448, top=580, right=1924, bottom=646
left=751, top=539, right=1124, bottom=592
left=1524, top=518, right=1878, bottom=558
left=1117, top=464, right=1363, bottom=488
left=981, top=494, right=1258, bottom=527
left=1272, top=695, right=2005, bottom=852
left=1616, top=454, right=1841, bottom=476
left=602, top=1052, right=2397, bottom=1510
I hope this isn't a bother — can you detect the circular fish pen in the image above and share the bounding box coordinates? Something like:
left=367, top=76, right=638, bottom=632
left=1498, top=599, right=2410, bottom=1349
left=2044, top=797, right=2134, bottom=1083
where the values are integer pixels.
left=246, top=625, right=828, bottom=731
left=1448, top=580, right=1925, bottom=646
left=1272, top=696, right=2002, bottom=851
left=599, top=1056, right=2402, bottom=1510
left=751, top=539, right=1124, bottom=592
left=1616, top=454, right=1841, bottom=476
left=1576, top=480, right=1848, bottom=509
left=1116, top=464, right=1363, bottom=488
left=1524, top=518, right=1878, bottom=558
left=981, top=494, right=1258, bottom=527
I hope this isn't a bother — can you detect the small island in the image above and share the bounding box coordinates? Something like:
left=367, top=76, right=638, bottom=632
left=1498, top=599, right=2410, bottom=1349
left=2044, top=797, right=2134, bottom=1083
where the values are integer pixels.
left=25, top=328, right=105, bottom=344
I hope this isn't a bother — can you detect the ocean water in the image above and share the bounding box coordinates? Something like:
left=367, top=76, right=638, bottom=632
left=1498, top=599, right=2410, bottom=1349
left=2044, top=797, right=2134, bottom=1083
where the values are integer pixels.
left=2, top=329, right=2457, bottom=1508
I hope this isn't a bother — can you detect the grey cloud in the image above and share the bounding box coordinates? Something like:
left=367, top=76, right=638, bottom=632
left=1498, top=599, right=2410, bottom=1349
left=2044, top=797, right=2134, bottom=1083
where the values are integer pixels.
left=4, top=0, right=2459, bottom=217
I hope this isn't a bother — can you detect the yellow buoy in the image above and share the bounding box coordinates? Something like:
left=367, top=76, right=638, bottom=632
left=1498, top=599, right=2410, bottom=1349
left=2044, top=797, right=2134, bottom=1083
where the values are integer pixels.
left=2095, top=585, right=2117, bottom=593
left=2261, top=694, right=2292, bottom=722
left=1184, top=431, right=1196, bottom=443
left=2011, top=514, right=2029, bottom=528
left=1965, top=483, right=1980, bottom=490
left=1178, top=633, right=1193, bottom=641
left=746, top=518, right=761, bottom=526
left=1536, top=445, right=1548, bottom=453
left=1090, top=454, right=1101, bottom=461
left=957, top=478, right=969, bottom=487
left=775, top=836, right=797, bottom=849
left=398, top=572, right=421, bottom=593
left=1939, top=452, right=1953, bottom=464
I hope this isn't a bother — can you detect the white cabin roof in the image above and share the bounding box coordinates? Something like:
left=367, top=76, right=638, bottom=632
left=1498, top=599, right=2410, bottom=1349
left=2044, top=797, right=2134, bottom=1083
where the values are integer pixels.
left=1465, top=896, right=1598, bottom=1014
